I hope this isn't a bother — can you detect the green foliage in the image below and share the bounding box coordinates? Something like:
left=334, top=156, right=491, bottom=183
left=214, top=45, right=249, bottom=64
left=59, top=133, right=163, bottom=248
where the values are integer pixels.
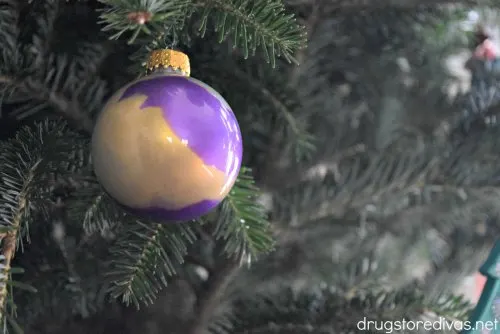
left=67, top=186, right=123, bottom=236
left=0, top=0, right=109, bottom=125
left=1, top=265, right=36, bottom=334
left=210, top=285, right=473, bottom=334
left=0, top=0, right=18, bottom=62
left=98, top=0, right=189, bottom=43
left=0, top=120, right=80, bottom=237
left=0, top=120, right=81, bottom=332
left=98, top=0, right=306, bottom=66
left=104, top=218, right=197, bottom=308
left=272, top=149, right=433, bottom=224
left=226, top=63, right=316, bottom=161
left=101, top=167, right=274, bottom=308
left=214, top=167, right=274, bottom=263
left=195, top=0, right=306, bottom=67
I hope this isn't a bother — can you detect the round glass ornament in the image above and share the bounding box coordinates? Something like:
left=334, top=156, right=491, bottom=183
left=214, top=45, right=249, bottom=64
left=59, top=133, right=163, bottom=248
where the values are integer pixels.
left=91, top=49, right=243, bottom=221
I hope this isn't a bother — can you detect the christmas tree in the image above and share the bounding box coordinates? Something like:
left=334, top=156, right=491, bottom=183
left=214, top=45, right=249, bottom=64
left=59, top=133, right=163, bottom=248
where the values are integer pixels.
left=0, top=0, right=499, bottom=333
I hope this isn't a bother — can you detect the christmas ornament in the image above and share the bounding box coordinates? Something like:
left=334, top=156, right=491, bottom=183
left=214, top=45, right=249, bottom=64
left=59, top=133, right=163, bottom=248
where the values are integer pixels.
left=462, top=241, right=500, bottom=334
left=467, top=27, right=500, bottom=81
left=91, top=49, right=243, bottom=221
left=474, top=39, right=498, bottom=61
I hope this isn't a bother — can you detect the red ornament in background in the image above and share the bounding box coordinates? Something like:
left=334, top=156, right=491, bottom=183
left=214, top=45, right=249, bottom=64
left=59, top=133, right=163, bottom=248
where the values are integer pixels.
left=466, top=24, right=500, bottom=78
left=472, top=25, right=499, bottom=61
left=475, top=272, right=487, bottom=302
left=474, top=39, right=498, bottom=61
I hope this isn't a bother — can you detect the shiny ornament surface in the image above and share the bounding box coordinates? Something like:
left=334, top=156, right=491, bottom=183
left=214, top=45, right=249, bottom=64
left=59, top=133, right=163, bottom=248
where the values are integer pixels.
left=91, top=73, right=242, bottom=221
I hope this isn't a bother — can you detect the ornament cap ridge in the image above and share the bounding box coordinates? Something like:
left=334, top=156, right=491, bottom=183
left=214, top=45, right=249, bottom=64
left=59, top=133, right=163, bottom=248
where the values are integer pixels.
left=146, top=49, right=190, bottom=76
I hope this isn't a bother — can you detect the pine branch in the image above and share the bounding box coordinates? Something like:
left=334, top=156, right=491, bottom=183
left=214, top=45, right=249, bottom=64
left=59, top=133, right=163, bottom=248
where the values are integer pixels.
left=98, top=0, right=190, bottom=44
left=211, top=285, right=473, bottom=334
left=185, top=168, right=276, bottom=333
left=297, top=0, right=489, bottom=8
left=231, top=67, right=315, bottom=162
left=194, top=0, right=307, bottom=67
left=0, top=58, right=98, bottom=134
left=187, top=258, right=240, bottom=334
left=104, top=218, right=197, bottom=308
left=213, top=167, right=274, bottom=264
left=0, top=120, right=76, bottom=330
left=0, top=212, right=23, bottom=327
left=66, top=182, right=123, bottom=235
left=0, top=1, right=109, bottom=131
left=99, top=0, right=306, bottom=66
left=287, top=0, right=320, bottom=87
left=0, top=0, right=20, bottom=63
left=271, top=147, right=439, bottom=223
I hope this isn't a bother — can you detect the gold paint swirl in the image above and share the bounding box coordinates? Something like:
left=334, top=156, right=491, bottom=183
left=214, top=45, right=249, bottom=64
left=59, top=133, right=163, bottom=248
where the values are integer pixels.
left=91, top=95, right=228, bottom=209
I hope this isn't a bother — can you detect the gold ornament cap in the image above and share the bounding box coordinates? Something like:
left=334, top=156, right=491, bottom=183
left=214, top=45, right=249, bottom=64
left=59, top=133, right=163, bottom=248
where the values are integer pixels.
left=146, top=49, right=190, bottom=76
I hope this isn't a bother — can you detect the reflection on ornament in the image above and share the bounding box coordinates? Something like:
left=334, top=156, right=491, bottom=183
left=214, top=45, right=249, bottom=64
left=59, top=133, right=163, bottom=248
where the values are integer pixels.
left=91, top=50, right=242, bottom=222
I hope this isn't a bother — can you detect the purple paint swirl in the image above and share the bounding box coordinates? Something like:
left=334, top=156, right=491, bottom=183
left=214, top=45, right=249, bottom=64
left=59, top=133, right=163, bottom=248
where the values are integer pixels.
left=120, top=75, right=242, bottom=173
